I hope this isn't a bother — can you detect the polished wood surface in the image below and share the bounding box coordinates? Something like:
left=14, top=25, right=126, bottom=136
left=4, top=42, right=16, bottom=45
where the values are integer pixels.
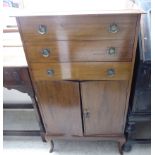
left=30, top=62, right=131, bottom=81
left=35, top=81, right=83, bottom=136
left=45, top=133, right=125, bottom=141
left=16, top=4, right=142, bottom=150
left=81, top=81, right=128, bottom=135
left=121, top=15, right=141, bottom=131
left=18, top=15, right=137, bottom=41
left=25, top=40, right=133, bottom=62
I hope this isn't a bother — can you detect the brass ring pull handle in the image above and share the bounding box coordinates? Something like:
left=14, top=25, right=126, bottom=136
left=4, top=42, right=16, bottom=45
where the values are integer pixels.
left=38, top=25, right=47, bottom=35
left=107, top=68, right=115, bottom=77
left=47, top=69, right=54, bottom=76
left=42, top=48, right=50, bottom=57
left=108, top=47, right=116, bottom=55
left=109, top=23, right=119, bottom=33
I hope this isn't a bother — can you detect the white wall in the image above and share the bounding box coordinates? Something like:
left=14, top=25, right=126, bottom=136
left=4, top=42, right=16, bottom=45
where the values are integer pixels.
left=3, top=88, right=32, bottom=103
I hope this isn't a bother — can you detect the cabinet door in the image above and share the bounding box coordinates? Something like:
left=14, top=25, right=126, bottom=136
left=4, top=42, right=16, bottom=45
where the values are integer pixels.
left=81, top=81, right=128, bottom=135
left=35, top=81, right=83, bottom=136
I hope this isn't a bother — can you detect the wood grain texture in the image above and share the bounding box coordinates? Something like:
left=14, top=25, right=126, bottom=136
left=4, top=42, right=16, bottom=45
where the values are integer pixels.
left=45, top=133, right=125, bottom=141
left=121, top=14, right=142, bottom=131
left=25, top=40, right=133, bottom=62
left=18, top=15, right=137, bottom=41
left=35, top=81, right=83, bottom=136
left=30, top=62, right=132, bottom=81
left=81, top=81, right=128, bottom=135
left=16, top=9, right=142, bottom=146
left=3, top=67, right=33, bottom=96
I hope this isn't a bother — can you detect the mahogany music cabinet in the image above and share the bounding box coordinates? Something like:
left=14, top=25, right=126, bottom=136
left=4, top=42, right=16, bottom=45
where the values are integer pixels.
left=16, top=0, right=142, bottom=153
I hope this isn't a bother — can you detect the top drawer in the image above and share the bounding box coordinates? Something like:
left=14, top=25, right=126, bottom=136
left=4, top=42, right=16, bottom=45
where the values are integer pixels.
left=17, top=15, right=138, bottom=42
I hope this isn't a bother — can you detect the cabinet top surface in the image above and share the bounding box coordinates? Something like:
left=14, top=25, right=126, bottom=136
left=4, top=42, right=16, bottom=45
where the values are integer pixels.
left=13, top=0, right=143, bottom=16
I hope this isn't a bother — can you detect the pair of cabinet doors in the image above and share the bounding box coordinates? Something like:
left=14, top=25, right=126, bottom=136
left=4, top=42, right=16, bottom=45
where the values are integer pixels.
left=35, top=80, right=128, bottom=137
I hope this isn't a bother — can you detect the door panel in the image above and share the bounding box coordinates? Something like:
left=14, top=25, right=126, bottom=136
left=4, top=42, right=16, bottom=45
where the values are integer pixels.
left=81, top=81, right=128, bottom=135
left=35, top=81, right=83, bottom=136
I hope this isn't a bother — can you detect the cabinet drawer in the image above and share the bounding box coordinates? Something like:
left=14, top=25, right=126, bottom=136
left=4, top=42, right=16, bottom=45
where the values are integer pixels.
left=30, top=62, right=131, bottom=81
left=25, top=40, right=133, bottom=62
left=18, top=15, right=137, bottom=41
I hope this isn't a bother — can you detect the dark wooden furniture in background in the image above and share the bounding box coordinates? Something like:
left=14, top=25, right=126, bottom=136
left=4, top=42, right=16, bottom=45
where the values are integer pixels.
left=3, top=22, right=45, bottom=141
left=16, top=0, right=142, bottom=154
left=3, top=67, right=45, bottom=140
left=123, top=0, right=151, bottom=151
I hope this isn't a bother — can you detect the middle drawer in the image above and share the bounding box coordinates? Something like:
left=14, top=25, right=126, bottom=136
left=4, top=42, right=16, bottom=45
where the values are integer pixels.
left=25, top=40, right=133, bottom=62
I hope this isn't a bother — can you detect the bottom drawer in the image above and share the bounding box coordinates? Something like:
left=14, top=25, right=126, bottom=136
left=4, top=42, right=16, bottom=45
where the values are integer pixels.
left=30, top=62, right=132, bottom=81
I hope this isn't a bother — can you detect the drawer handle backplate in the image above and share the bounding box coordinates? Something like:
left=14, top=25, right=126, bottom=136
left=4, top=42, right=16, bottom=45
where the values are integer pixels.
left=107, top=68, right=115, bottom=76
left=47, top=69, right=54, bottom=76
left=42, top=48, right=50, bottom=57
left=109, top=23, right=119, bottom=33
left=108, top=47, right=116, bottom=55
left=38, top=25, right=47, bottom=35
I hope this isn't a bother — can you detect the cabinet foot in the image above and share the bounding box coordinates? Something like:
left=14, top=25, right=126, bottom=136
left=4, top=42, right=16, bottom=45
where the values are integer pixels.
left=49, top=140, right=54, bottom=153
left=122, top=143, right=132, bottom=152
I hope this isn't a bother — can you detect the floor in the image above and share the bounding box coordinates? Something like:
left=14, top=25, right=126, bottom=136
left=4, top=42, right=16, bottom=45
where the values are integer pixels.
left=3, top=136, right=151, bottom=155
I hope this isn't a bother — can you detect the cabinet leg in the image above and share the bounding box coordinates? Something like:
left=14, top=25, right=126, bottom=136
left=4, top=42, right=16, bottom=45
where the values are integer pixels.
left=118, top=143, right=123, bottom=155
left=41, top=132, right=46, bottom=142
left=49, top=140, right=54, bottom=153
left=118, top=139, right=126, bottom=155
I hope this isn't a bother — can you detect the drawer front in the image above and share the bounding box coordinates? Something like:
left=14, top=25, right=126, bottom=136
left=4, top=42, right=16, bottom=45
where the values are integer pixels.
left=25, top=40, right=133, bottom=62
left=18, top=15, right=137, bottom=41
left=30, top=62, right=131, bottom=81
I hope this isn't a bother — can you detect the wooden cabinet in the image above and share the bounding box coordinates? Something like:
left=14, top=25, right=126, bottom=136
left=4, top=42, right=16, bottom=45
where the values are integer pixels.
left=16, top=0, right=142, bottom=153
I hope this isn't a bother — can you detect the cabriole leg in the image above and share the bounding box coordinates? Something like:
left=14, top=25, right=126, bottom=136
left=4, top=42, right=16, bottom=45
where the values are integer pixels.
left=118, top=138, right=126, bottom=155
left=49, top=140, right=54, bottom=153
